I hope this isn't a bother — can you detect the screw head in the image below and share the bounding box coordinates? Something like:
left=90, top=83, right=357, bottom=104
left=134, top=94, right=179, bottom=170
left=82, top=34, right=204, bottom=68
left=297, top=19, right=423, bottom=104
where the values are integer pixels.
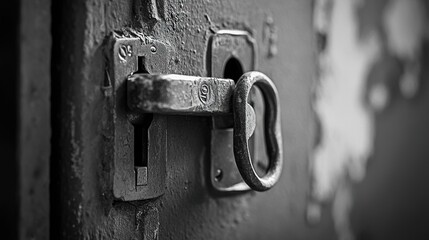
left=214, top=169, right=223, bottom=182
left=150, top=46, right=157, bottom=53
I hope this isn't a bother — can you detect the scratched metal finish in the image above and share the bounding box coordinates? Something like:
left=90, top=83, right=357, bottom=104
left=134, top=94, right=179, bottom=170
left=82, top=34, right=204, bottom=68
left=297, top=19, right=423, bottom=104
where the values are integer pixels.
left=51, top=0, right=330, bottom=239
left=128, top=74, right=235, bottom=115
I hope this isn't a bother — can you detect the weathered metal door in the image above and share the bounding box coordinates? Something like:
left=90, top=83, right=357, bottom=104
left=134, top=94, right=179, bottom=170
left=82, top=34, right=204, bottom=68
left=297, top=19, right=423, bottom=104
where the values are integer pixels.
left=6, top=0, right=429, bottom=239
left=50, top=0, right=327, bottom=239
left=32, top=0, right=428, bottom=240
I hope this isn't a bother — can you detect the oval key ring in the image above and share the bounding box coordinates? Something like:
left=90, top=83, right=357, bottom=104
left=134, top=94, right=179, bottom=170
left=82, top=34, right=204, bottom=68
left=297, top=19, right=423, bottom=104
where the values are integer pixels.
left=233, top=71, right=283, bottom=191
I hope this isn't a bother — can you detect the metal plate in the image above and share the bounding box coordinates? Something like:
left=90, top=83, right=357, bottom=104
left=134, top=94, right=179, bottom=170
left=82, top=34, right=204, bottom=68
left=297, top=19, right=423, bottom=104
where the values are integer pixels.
left=208, top=30, right=258, bottom=192
left=209, top=30, right=257, bottom=77
left=105, top=35, right=168, bottom=201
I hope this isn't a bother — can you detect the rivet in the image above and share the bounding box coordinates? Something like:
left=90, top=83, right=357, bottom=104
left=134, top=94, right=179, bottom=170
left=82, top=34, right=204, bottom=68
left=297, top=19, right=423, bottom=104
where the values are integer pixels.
left=150, top=46, right=157, bottom=53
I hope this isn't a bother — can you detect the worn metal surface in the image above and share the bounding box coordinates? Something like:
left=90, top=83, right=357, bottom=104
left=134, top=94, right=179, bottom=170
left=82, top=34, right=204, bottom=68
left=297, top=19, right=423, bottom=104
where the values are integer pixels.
left=128, top=74, right=235, bottom=115
left=52, top=0, right=331, bottom=239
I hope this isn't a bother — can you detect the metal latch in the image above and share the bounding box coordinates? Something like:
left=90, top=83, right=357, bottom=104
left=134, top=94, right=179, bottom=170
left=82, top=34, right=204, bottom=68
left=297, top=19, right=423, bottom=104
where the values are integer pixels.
left=105, top=30, right=282, bottom=201
left=127, top=72, right=283, bottom=191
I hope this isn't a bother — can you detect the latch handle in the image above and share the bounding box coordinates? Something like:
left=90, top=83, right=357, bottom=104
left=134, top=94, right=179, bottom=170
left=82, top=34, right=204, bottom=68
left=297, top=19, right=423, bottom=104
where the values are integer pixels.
left=233, top=72, right=283, bottom=191
left=127, top=71, right=283, bottom=191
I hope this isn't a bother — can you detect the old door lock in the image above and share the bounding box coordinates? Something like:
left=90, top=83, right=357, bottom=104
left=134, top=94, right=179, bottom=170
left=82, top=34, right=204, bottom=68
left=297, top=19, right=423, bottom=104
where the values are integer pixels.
left=127, top=72, right=283, bottom=191
left=105, top=30, right=282, bottom=201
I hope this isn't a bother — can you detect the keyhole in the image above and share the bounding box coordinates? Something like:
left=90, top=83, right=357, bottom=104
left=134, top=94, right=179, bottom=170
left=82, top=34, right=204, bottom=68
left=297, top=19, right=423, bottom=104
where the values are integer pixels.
left=223, top=57, right=244, bottom=82
left=136, top=56, right=149, bottom=74
left=134, top=115, right=153, bottom=169
left=133, top=56, right=152, bottom=186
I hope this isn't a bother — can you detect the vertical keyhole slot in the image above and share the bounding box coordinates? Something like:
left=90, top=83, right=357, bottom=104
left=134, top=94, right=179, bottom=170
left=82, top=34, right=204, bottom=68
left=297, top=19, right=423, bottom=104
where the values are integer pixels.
left=134, top=115, right=153, bottom=168
left=136, top=56, right=149, bottom=74
left=134, top=56, right=152, bottom=169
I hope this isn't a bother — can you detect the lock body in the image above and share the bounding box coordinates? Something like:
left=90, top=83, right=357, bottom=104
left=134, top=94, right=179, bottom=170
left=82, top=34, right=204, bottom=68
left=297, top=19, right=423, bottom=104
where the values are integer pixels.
left=105, top=30, right=281, bottom=201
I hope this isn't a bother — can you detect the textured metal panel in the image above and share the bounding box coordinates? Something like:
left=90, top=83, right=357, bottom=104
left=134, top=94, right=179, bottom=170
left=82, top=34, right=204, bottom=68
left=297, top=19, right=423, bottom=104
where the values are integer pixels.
left=52, top=0, right=331, bottom=239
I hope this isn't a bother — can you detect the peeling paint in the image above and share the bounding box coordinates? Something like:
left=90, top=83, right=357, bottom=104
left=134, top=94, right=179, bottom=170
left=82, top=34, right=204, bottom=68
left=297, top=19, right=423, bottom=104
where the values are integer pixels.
left=310, top=0, right=428, bottom=239
left=383, top=0, right=426, bottom=98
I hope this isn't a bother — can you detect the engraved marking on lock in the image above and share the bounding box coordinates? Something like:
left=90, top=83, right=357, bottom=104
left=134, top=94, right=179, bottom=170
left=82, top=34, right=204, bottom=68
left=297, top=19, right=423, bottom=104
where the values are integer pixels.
left=119, top=44, right=132, bottom=62
left=199, top=83, right=211, bottom=104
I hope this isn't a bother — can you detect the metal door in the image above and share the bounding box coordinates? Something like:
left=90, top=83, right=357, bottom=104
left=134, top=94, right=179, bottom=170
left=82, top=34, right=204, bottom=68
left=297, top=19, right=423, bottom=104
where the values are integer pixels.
left=7, top=0, right=429, bottom=239
left=50, top=1, right=328, bottom=239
